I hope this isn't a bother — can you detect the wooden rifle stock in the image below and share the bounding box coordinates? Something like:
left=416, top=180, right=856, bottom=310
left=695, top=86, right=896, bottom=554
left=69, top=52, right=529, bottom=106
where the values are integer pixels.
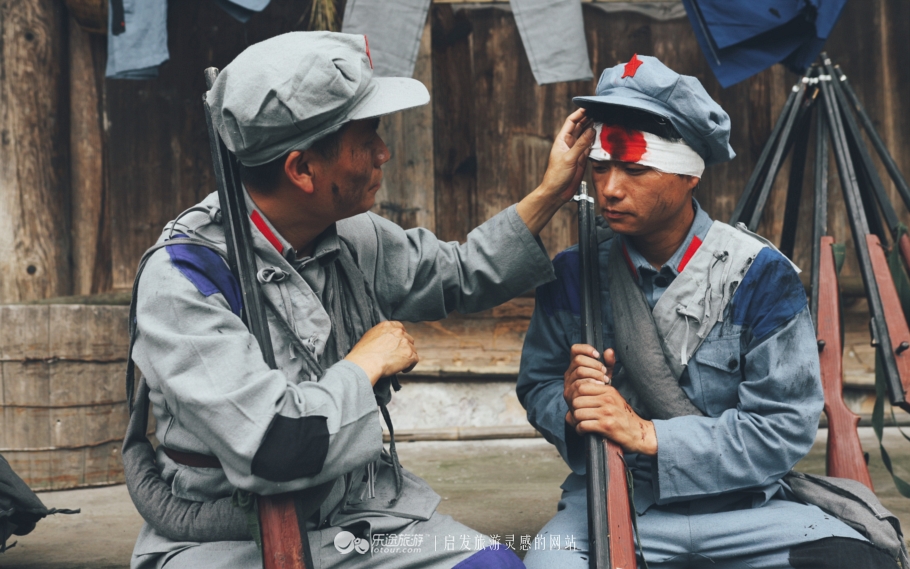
left=867, top=234, right=910, bottom=413
left=816, top=237, right=873, bottom=489
left=575, top=183, right=637, bottom=569
left=203, top=68, right=310, bottom=569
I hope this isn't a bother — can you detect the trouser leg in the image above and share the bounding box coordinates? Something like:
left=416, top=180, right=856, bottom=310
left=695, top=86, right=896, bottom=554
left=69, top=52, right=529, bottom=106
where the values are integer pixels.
left=788, top=536, right=897, bottom=569
left=525, top=488, right=873, bottom=569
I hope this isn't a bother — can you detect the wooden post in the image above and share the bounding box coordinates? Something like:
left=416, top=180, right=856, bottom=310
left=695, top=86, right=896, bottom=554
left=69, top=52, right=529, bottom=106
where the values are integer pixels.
left=0, top=0, right=72, bottom=303
left=68, top=15, right=110, bottom=295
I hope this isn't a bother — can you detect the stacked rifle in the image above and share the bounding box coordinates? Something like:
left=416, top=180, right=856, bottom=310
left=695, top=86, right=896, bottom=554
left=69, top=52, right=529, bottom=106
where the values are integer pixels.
left=203, top=69, right=312, bottom=569
left=730, top=54, right=910, bottom=492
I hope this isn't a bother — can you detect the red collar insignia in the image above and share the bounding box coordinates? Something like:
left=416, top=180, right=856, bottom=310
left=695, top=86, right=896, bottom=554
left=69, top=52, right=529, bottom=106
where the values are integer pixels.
left=676, top=235, right=703, bottom=273
left=622, top=54, right=643, bottom=79
left=364, top=35, right=373, bottom=69
left=250, top=210, right=284, bottom=254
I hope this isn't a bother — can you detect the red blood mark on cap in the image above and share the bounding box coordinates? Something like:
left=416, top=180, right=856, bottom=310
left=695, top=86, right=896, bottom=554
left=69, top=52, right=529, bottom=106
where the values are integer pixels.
left=622, top=54, right=644, bottom=78
left=364, top=35, right=373, bottom=69
left=600, top=125, right=647, bottom=163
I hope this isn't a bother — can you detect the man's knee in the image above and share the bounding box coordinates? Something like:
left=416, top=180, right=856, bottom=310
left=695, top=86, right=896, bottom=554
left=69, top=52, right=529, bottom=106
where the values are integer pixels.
left=452, top=546, right=525, bottom=568
left=789, top=537, right=897, bottom=569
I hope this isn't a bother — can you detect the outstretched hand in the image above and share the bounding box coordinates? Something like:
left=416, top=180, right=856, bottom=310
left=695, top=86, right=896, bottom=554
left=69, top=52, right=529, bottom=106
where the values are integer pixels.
left=541, top=109, right=595, bottom=202
left=515, top=109, right=595, bottom=237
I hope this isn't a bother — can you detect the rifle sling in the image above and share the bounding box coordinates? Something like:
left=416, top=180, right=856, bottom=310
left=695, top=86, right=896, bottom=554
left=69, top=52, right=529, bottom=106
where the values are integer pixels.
left=606, top=236, right=704, bottom=421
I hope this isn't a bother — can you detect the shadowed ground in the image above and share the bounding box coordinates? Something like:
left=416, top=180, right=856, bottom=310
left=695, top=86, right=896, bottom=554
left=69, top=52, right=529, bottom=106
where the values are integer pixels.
left=2, top=428, right=909, bottom=568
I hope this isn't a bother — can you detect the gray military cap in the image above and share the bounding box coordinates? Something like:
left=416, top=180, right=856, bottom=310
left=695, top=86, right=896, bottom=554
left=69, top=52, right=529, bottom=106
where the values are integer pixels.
left=574, top=55, right=735, bottom=166
left=207, top=31, right=429, bottom=166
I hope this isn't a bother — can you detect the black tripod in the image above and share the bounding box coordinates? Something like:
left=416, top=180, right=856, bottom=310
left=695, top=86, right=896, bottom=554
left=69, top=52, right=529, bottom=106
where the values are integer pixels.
left=730, top=54, right=910, bottom=495
left=732, top=53, right=910, bottom=413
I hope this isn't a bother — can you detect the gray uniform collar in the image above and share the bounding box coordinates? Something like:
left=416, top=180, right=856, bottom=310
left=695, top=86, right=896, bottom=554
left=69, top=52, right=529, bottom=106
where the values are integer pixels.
left=619, top=199, right=713, bottom=282
left=242, top=187, right=342, bottom=269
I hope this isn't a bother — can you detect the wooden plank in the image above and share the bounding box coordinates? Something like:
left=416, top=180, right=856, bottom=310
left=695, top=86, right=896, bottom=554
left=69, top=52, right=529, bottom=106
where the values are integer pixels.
left=50, top=361, right=125, bottom=406
left=1, top=361, right=50, bottom=407
left=68, top=16, right=112, bottom=295
left=48, top=305, right=130, bottom=361
left=2, top=407, right=51, bottom=449
left=0, top=0, right=71, bottom=303
left=371, top=21, right=436, bottom=232
left=431, top=5, right=478, bottom=243
left=83, top=441, right=125, bottom=487
left=0, top=305, right=50, bottom=360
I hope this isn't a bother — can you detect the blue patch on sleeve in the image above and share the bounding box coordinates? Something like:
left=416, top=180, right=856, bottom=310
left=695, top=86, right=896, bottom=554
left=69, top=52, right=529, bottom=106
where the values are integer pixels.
left=536, top=248, right=581, bottom=317
left=731, top=247, right=806, bottom=340
left=166, top=236, right=243, bottom=317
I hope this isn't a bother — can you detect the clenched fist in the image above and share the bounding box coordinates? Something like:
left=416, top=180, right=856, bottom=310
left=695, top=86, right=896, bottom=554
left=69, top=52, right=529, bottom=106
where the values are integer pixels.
left=563, top=344, right=657, bottom=456
left=345, top=321, right=418, bottom=386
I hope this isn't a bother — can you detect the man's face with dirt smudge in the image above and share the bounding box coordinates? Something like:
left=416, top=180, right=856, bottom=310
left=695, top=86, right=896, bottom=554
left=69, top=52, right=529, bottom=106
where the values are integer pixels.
left=313, top=118, right=389, bottom=219
left=590, top=159, right=698, bottom=237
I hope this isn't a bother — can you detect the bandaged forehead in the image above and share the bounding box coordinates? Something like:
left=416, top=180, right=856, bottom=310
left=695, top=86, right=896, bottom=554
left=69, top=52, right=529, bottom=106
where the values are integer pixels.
left=590, top=123, right=705, bottom=178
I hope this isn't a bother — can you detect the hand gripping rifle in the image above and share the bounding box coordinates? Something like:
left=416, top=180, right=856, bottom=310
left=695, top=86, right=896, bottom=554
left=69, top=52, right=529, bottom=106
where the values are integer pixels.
left=575, top=182, right=637, bottom=569
left=203, top=68, right=313, bottom=569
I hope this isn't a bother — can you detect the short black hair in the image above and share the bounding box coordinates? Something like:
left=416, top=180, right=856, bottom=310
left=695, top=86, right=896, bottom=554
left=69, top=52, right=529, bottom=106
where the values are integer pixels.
left=585, top=105, right=682, bottom=142
left=237, top=123, right=350, bottom=194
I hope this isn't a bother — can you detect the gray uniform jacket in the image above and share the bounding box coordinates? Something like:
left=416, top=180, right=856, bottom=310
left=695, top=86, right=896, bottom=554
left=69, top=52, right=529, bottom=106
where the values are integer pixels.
left=130, top=192, right=554, bottom=561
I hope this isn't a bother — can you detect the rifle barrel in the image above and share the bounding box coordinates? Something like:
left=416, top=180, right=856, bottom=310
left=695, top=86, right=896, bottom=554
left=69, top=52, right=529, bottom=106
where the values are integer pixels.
left=836, top=66, right=910, bottom=212
left=576, top=183, right=610, bottom=569
left=575, top=183, right=637, bottom=569
left=203, top=69, right=311, bottom=569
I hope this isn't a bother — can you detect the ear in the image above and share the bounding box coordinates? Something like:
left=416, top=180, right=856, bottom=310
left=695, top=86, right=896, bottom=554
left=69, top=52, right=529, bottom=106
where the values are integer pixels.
left=284, top=151, right=317, bottom=195
left=685, top=175, right=700, bottom=193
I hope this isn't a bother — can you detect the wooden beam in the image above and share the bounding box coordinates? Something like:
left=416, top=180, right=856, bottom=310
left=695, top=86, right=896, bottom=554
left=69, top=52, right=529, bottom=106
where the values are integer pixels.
left=0, top=0, right=72, bottom=303
left=68, top=17, right=111, bottom=295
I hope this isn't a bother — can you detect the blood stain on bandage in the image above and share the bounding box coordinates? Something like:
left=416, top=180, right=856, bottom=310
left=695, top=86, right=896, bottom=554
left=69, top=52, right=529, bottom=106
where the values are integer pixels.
left=600, top=125, right=647, bottom=163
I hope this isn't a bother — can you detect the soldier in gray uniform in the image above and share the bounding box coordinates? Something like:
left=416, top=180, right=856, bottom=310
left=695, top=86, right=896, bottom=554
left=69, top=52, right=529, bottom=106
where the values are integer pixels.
left=127, top=32, right=594, bottom=569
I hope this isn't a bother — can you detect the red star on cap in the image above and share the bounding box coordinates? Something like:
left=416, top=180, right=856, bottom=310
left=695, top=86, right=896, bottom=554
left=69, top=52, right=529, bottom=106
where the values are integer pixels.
left=364, top=35, right=373, bottom=69
left=622, top=54, right=643, bottom=79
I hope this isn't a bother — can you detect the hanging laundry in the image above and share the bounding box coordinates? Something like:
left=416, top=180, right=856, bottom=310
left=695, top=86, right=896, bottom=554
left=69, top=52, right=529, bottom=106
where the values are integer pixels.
left=213, top=0, right=271, bottom=24
left=510, top=0, right=593, bottom=85
left=342, top=0, right=432, bottom=78
left=682, top=0, right=847, bottom=87
left=105, top=0, right=169, bottom=79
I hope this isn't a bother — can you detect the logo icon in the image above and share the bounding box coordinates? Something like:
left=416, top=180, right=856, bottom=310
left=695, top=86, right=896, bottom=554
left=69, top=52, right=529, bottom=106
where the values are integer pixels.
left=334, top=530, right=369, bottom=555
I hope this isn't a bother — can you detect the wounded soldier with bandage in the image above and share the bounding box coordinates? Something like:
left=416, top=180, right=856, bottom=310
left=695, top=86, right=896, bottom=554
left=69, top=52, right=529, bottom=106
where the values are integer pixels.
left=124, top=31, right=597, bottom=569
left=517, top=56, right=906, bottom=568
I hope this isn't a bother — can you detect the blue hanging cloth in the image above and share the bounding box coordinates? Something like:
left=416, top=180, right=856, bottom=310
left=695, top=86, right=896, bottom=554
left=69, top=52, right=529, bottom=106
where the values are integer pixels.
left=682, top=0, right=847, bottom=88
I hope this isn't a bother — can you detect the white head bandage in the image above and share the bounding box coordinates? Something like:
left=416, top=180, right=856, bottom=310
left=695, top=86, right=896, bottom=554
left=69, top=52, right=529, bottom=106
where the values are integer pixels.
left=590, top=123, right=705, bottom=178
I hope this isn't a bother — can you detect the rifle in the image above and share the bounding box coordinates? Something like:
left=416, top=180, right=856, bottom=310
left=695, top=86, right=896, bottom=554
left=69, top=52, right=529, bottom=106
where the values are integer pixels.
left=816, top=61, right=910, bottom=414
left=203, top=68, right=312, bottom=569
left=575, top=181, right=637, bottom=569
left=815, top=236, right=874, bottom=489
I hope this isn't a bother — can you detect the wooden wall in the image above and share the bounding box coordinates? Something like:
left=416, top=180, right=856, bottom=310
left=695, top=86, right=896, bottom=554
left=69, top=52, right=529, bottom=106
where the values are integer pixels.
left=1, top=0, right=908, bottom=302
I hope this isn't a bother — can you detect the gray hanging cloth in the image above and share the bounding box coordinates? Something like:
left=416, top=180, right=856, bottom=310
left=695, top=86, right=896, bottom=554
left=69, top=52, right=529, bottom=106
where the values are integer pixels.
left=213, top=0, right=271, bottom=24
left=105, top=0, right=169, bottom=79
left=509, top=0, right=593, bottom=85
left=341, top=0, right=432, bottom=78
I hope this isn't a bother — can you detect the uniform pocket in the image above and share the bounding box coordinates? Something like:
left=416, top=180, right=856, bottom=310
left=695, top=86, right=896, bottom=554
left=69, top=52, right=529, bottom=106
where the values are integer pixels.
left=690, top=335, right=742, bottom=416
